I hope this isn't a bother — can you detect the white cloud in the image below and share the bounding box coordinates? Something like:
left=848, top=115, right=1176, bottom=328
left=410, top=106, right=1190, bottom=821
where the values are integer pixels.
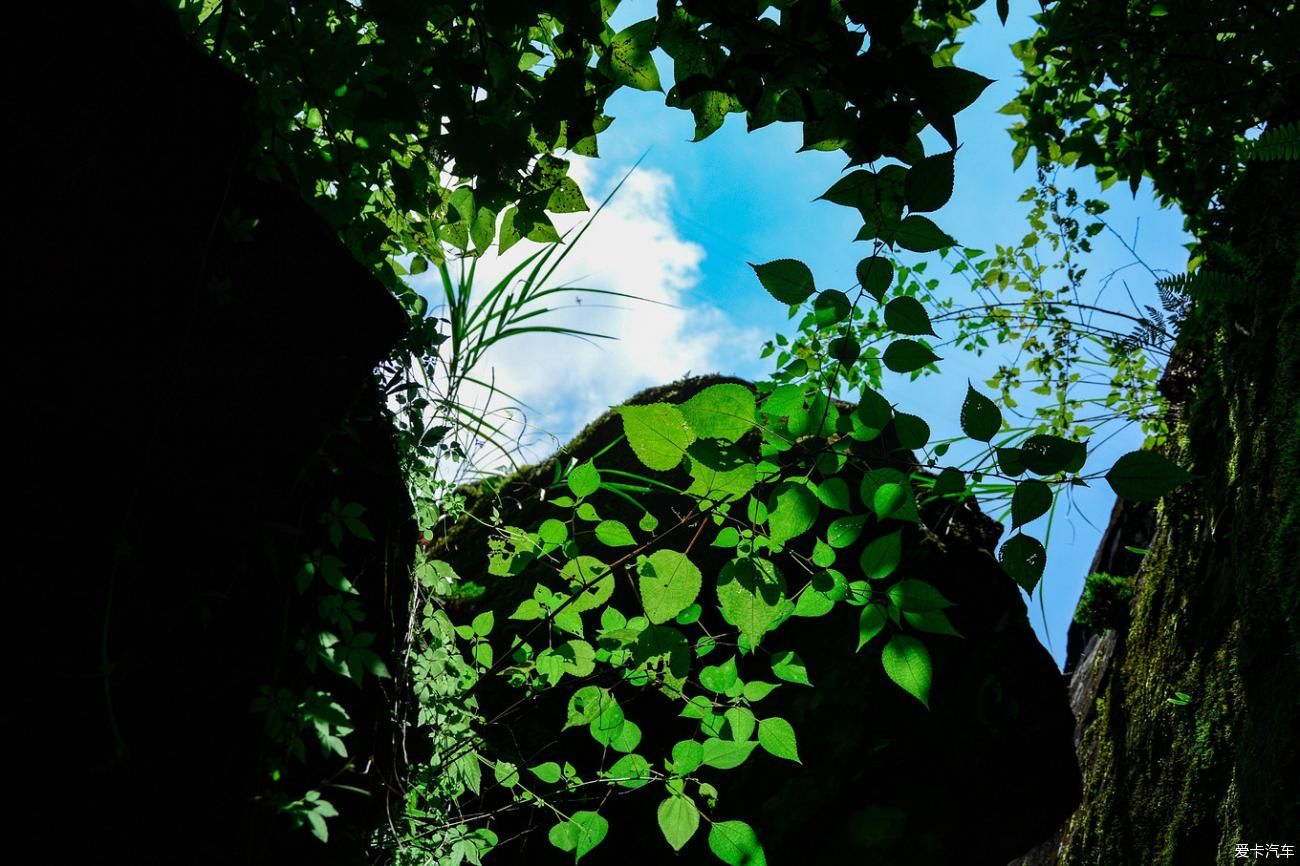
left=411, top=159, right=758, bottom=473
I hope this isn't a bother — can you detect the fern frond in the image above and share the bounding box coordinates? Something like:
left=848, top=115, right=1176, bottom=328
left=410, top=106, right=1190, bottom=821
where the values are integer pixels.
left=1242, top=121, right=1300, bottom=162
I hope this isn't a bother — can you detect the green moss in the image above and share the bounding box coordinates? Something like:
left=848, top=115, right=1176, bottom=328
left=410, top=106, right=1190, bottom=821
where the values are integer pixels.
left=1073, top=572, right=1134, bottom=633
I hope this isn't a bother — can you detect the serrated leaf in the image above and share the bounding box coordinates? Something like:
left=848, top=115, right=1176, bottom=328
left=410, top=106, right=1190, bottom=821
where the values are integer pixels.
left=1000, top=533, right=1046, bottom=594
left=639, top=549, right=703, bottom=624
left=1106, top=450, right=1191, bottom=501
left=904, top=609, right=962, bottom=637
left=709, top=820, right=766, bottom=866
left=568, top=462, right=601, bottom=498
left=893, top=412, right=930, bottom=449
left=818, top=170, right=876, bottom=209
left=859, top=530, right=902, bottom=579
left=884, top=297, right=936, bottom=336
left=857, top=603, right=887, bottom=650
left=814, top=290, right=852, bottom=326
left=617, top=403, right=696, bottom=471
left=882, top=634, right=932, bottom=707
left=883, top=339, right=941, bottom=373
left=771, top=650, right=811, bottom=685
left=701, top=737, right=758, bottom=769
left=751, top=259, right=815, bottom=305
left=960, top=384, right=1001, bottom=442
left=1011, top=479, right=1052, bottom=527
left=827, top=514, right=866, bottom=548
left=757, top=717, right=800, bottom=762
left=892, top=215, right=955, bottom=253
left=658, top=796, right=700, bottom=851
left=766, top=482, right=820, bottom=544
left=680, top=383, right=756, bottom=443
left=856, top=256, right=894, bottom=300
left=904, top=151, right=956, bottom=212
left=716, top=558, right=786, bottom=647
left=596, top=519, right=636, bottom=547
left=887, top=579, right=953, bottom=612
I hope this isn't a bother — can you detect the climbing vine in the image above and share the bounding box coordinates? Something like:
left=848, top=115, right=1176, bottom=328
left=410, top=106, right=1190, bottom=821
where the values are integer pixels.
left=169, top=0, right=1199, bottom=858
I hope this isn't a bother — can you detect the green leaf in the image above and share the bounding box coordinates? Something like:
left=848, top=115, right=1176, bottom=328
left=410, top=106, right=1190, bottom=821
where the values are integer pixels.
left=882, top=634, right=932, bottom=708
left=818, top=171, right=876, bottom=209
left=548, top=177, right=589, bottom=214
left=770, top=650, right=811, bottom=686
left=568, top=462, right=601, bottom=498
left=854, top=388, right=893, bottom=440
left=921, top=66, right=994, bottom=115
left=856, top=256, right=894, bottom=301
left=814, top=477, right=852, bottom=512
left=604, top=20, right=662, bottom=91
left=708, top=820, right=766, bottom=866
left=757, top=717, right=800, bottom=762
left=857, top=604, right=887, bottom=650
left=680, top=384, right=756, bottom=443
left=884, top=297, right=936, bottom=336
left=893, top=412, right=930, bottom=449
left=724, top=706, right=757, bottom=741
left=550, top=811, right=609, bottom=861
left=887, top=579, right=953, bottom=612
left=892, top=215, right=955, bottom=252
left=814, top=290, right=852, bottom=326
left=617, top=403, right=696, bottom=470
left=700, top=655, right=739, bottom=693
left=766, top=482, right=820, bottom=544
left=960, top=384, right=1001, bottom=442
left=1011, top=479, right=1052, bottom=527
left=859, top=530, right=902, bottom=579
left=716, top=558, right=787, bottom=647
left=829, top=336, right=861, bottom=366
left=607, top=753, right=651, bottom=788
left=743, top=681, right=780, bottom=701
left=932, top=467, right=966, bottom=499
left=539, top=518, right=568, bottom=547
left=873, top=483, right=906, bottom=520
left=751, top=259, right=815, bottom=305
left=670, top=740, right=704, bottom=774
left=1020, top=435, right=1087, bottom=475
left=658, top=796, right=700, bottom=851
left=883, top=339, right=941, bottom=373
left=904, top=151, right=956, bottom=212
left=701, top=737, right=759, bottom=769
left=1000, top=533, right=1046, bottom=594
left=1106, top=450, right=1191, bottom=501
left=530, top=762, right=563, bottom=784
left=904, top=609, right=962, bottom=637
left=471, top=610, right=494, bottom=637
left=639, top=550, right=703, bottom=625
left=596, top=519, right=636, bottom=547
left=861, top=469, right=920, bottom=522
left=827, top=514, right=867, bottom=548
left=564, top=556, right=614, bottom=611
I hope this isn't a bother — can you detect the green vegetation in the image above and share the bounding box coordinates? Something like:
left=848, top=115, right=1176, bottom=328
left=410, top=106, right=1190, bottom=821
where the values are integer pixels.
left=1073, top=573, right=1134, bottom=634
left=157, top=0, right=1296, bottom=861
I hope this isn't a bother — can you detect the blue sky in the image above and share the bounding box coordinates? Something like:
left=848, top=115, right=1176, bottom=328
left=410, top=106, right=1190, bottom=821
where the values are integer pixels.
left=422, top=3, right=1191, bottom=666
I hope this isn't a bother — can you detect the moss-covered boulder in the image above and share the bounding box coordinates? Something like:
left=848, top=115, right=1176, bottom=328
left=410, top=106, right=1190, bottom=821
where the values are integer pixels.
left=423, top=375, right=1078, bottom=866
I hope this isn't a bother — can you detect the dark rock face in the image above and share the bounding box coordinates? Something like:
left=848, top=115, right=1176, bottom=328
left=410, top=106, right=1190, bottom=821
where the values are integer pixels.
left=427, top=377, right=1079, bottom=866
left=12, top=3, right=412, bottom=861
left=1010, top=155, right=1300, bottom=866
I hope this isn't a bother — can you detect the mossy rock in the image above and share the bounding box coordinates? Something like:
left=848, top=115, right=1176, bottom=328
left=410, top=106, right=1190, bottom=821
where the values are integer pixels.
left=423, top=376, right=1079, bottom=866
